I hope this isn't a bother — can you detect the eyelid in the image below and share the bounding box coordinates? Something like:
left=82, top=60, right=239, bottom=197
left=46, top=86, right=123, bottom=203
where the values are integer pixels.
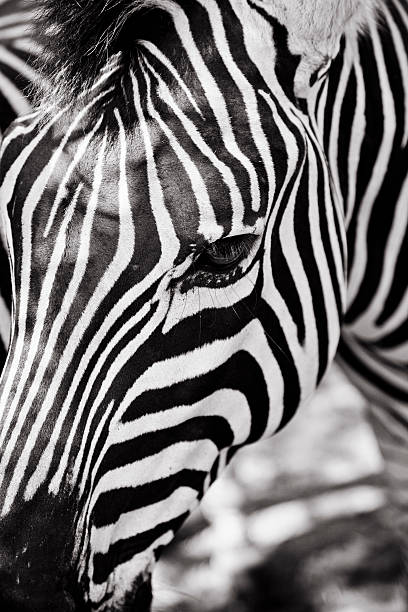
left=176, top=233, right=259, bottom=292
left=204, top=233, right=257, bottom=258
left=194, top=233, right=258, bottom=272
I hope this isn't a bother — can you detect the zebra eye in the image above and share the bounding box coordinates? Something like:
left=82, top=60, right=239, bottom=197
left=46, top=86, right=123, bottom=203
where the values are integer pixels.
left=175, top=233, right=259, bottom=292
left=195, top=234, right=256, bottom=272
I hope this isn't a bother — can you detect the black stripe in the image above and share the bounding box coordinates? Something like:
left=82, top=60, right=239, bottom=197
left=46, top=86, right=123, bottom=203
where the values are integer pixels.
left=257, top=298, right=300, bottom=430
left=247, top=1, right=301, bottom=98
left=294, top=158, right=330, bottom=384
left=92, top=470, right=207, bottom=528
left=92, top=512, right=189, bottom=585
left=122, top=351, right=269, bottom=442
left=370, top=317, right=408, bottom=350
left=346, top=9, right=407, bottom=323
left=95, top=416, right=234, bottom=483
left=338, top=338, right=408, bottom=402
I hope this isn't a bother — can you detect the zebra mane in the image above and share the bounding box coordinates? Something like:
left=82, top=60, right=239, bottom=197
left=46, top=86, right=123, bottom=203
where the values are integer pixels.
left=35, top=0, right=382, bottom=110
left=35, top=0, right=169, bottom=109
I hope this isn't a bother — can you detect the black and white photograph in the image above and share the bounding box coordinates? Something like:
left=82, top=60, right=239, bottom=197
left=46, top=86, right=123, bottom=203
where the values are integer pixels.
left=0, top=0, right=406, bottom=610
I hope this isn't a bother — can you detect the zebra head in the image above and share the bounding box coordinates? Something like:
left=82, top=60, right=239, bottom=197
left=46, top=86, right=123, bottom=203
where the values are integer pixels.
left=0, top=0, right=375, bottom=609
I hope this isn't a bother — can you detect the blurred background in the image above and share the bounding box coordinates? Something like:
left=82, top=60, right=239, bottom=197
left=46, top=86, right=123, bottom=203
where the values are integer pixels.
left=152, top=365, right=405, bottom=612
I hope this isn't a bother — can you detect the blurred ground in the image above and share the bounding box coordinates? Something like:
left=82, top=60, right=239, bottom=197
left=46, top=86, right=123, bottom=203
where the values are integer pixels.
left=153, top=366, right=406, bottom=612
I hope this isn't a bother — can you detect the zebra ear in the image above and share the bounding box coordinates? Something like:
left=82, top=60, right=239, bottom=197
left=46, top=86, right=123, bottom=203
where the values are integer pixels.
left=275, top=0, right=380, bottom=98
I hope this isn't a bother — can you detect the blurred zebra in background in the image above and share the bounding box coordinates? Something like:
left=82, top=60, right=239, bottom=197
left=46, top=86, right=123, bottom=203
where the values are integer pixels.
left=0, top=0, right=406, bottom=611
left=309, top=0, right=408, bottom=536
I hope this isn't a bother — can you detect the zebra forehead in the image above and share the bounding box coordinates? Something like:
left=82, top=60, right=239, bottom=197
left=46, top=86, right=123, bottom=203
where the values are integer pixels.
left=35, top=0, right=279, bottom=121
left=35, top=0, right=381, bottom=112
left=36, top=0, right=168, bottom=107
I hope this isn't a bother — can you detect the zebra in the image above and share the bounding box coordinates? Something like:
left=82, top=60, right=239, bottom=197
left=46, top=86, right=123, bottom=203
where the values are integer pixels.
left=0, top=0, right=43, bottom=369
left=0, top=0, right=41, bottom=135
left=0, top=0, right=406, bottom=610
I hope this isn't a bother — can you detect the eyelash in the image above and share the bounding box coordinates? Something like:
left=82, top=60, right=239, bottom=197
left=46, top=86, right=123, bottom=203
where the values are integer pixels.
left=197, top=234, right=256, bottom=270
left=179, top=234, right=258, bottom=290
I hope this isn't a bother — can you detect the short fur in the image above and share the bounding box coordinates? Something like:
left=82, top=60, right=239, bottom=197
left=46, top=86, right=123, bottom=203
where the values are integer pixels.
left=36, top=0, right=381, bottom=108
left=35, top=0, right=159, bottom=109
left=272, top=0, right=381, bottom=95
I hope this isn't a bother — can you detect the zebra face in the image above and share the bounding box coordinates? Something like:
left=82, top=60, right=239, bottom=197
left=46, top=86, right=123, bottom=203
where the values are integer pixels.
left=0, top=0, right=349, bottom=609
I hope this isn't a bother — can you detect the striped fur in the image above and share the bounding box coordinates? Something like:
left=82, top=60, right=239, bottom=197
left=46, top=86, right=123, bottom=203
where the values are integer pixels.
left=0, top=0, right=44, bottom=385
left=309, top=0, right=408, bottom=543
left=0, top=0, right=41, bottom=133
left=0, top=0, right=406, bottom=610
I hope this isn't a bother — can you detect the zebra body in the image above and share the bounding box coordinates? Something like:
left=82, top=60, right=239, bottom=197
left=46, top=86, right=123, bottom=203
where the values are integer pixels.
left=319, top=0, right=408, bottom=531
left=0, top=0, right=406, bottom=610
left=311, top=1, right=408, bottom=409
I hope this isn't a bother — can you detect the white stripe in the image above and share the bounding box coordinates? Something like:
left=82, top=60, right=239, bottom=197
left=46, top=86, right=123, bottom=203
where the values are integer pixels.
left=11, top=39, right=43, bottom=57
left=307, top=139, right=342, bottom=366
left=387, top=1, right=408, bottom=146
left=0, top=108, right=68, bottom=424
left=0, top=13, right=34, bottom=29
left=0, top=70, right=31, bottom=115
left=1, top=129, right=109, bottom=514
left=328, top=48, right=352, bottom=208
left=349, top=171, right=408, bottom=340
left=110, top=389, right=251, bottom=449
left=346, top=37, right=366, bottom=226
left=0, top=26, right=33, bottom=40
left=111, top=319, right=283, bottom=440
left=196, top=0, right=276, bottom=212
left=61, top=297, right=170, bottom=497
left=142, top=58, right=222, bottom=240
left=91, top=486, right=198, bottom=554
left=139, top=40, right=203, bottom=117
left=0, top=44, right=40, bottom=83
left=88, top=531, right=173, bottom=606
left=164, top=3, right=261, bottom=212
left=147, top=62, right=246, bottom=230
left=0, top=293, right=10, bottom=349
left=0, top=96, right=113, bottom=459
left=33, top=86, right=182, bottom=498
left=162, top=260, right=260, bottom=334
left=91, top=440, right=221, bottom=500
left=347, top=20, right=397, bottom=307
